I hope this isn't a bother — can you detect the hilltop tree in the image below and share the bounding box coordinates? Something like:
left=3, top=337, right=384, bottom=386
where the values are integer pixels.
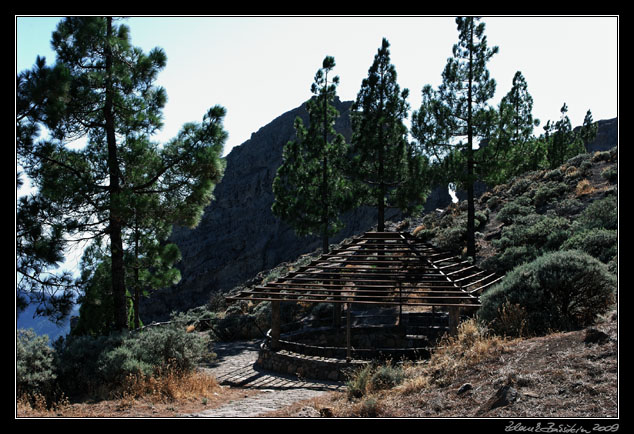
left=484, top=71, right=542, bottom=184
left=18, top=17, right=227, bottom=330
left=272, top=56, right=352, bottom=253
left=412, top=17, right=499, bottom=259
left=348, top=38, right=429, bottom=231
left=543, top=103, right=584, bottom=168
left=579, top=109, right=598, bottom=151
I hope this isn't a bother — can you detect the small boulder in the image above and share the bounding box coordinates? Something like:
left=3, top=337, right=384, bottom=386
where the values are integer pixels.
left=584, top=327, right=610, bottom=344
left=457, top=383, right=473, bottom=395
left=478, top=384, right=518, bottom=415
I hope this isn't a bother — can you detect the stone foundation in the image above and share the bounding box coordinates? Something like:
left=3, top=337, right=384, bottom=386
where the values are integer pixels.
left=256, top=311, right=454, bottom=382
left=256, top=343, right=367, bottom=382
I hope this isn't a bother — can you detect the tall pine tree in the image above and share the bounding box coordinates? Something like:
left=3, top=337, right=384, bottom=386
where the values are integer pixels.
left=348, top=38, right=429, bottom=232
left=272, top=56, right=352, bottom=253
left=485, top=71, right=542, bottom=184
left=19, top=17, right=227, bottom=330
left=412, top=17, right=498, bottom=259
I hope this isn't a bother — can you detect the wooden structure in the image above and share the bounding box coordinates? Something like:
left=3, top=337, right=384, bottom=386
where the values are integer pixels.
left=227, top=231, right=502, bottom=360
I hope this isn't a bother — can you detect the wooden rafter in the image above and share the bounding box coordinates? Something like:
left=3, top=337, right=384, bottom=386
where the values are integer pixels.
left=226, top=231, right=500, bottom=309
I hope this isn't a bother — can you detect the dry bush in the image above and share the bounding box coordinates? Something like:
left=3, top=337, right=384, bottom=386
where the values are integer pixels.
left=399, top=319, right=510, bottom=392
left=114, top=365, right=220, bottom=403
left=575, top=179, right=595, bottom=196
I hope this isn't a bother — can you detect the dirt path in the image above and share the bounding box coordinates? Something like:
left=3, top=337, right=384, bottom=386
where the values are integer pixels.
left=183, top=340, right=344, bottom=418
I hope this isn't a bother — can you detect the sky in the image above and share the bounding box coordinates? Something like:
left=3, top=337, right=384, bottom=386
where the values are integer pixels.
left=16, top=15, right=618, bottom=159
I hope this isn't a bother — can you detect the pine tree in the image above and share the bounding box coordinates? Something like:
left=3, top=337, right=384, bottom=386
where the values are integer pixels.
left=485, top=71, right=542, bottom=184
left=272, top=56, right=352, bottom=253
left=545, top=103, right=587, bottom=168
left=579, top=109, right=598, bottom=151
left=412, top=17, right=498, bottom=259
left=348, top=38, right=429, bottom=232
left=19, top=17, right=227, bottom=330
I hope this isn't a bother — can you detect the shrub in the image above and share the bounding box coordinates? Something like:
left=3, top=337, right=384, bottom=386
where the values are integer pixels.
left=16, top=329, right=57, bottom=398
left=435, top=224, right=466, bottom=252
left=346, top=364, right=374, bottom=399
left=486, top=194, right=502, bottom=211
left=54, top=332, right=126, bottom=395
left=121, top=323, right=211, bottom=373
left=533, top=181, right=569, bottom=208
left=478, top=250, right=616, bottom=336
left=561, top=229, right=617, bottom=263
left=575, top=179, right=595, bottom=196
left=481, top=245, right=540, bottom=274
left=601, top=166, right=618, bottom=183
left=496, top=196, right=535, bottom=224
left=495, top=214, right=571, bottom=253
left=575, top=196, right=617, bottom=231
left=565, top=153, right=592, bottom=168
left=55, top=321, right=212, bottom=395
left=346, top=362, right=404, bottom=399
left=508, top=178, right=533, bottom=196
left=369, top=363, right=405, bottom=391
left=554, top=198, right=584, bottom=217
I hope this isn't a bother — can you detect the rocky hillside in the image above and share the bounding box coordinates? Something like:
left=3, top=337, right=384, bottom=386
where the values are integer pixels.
left=139, top=106, right=616, bottom=323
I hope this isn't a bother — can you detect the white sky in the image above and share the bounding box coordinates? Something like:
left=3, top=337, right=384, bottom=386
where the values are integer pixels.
left=16, top=15, right=618, bottom=159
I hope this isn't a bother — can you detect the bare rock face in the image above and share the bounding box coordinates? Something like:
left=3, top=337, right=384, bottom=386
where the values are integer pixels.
left=579, top=117, right=618, bottom=152
left=139, top=98, right=453, bottom=323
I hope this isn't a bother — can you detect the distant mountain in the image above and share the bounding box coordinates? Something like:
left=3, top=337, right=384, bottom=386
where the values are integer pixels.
left=16, top=304, right=78, bottom=344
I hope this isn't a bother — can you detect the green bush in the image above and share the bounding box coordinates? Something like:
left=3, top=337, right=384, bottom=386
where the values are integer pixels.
left=55, top=321, right=212, bottom=394
left=481, top=245, right=540, bottom=274
left=346, top=362, right=404, bottom=399
left=435, top=224, right=466, bottom=251
left=533, top=181, right=569, bottom=208
left=478, top=250, right=616, bottom=336
left=16, top=329, right=57, bottom=397
left=601, top=166, right=618, bottom=183
left=495, top=214, right=571, bottom=253
left=574, top=196, right=617, bottom=231
left=554, top=198, right=584, bottom=217
left=561, top=229, right=617, bottom=264
left=346, top=364, right=374, bottom=399
left=54, top=332, right=126, bottom=395
left=370, top=363, right=405, bottom=391
left=565, top=153, right=592, bottom=168
left=508, top=178, right=533, bottom=196
left=496, top=196, right=535, bottom=224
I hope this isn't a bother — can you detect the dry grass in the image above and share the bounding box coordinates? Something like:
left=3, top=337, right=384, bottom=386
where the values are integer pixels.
left=402, top=319, right=511, bottom=390
left=16, top=368, right=255, bottom=418
left=575, top=179, right=595, bottom=196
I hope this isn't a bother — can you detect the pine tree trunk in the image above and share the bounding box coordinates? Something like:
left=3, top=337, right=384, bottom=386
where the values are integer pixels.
left=104, top=17, right=128, bottom=331
left=377, top=87, right=385, bottom=233
left=466, top=20, right=476, bottom=260
left=321, top=83, right=329, bottom=254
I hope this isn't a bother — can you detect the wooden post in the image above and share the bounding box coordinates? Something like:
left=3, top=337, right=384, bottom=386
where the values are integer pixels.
left=346, top=303, right=351, bottom=363
left=333, top=303, right=342, bottom=329
left=448, top=306, right=461, bottom=336
left=271, top=300, right=281, bottom=350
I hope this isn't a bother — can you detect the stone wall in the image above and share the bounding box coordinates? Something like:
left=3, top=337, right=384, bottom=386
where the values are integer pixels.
left=256, top=344, right=367, bottom=382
